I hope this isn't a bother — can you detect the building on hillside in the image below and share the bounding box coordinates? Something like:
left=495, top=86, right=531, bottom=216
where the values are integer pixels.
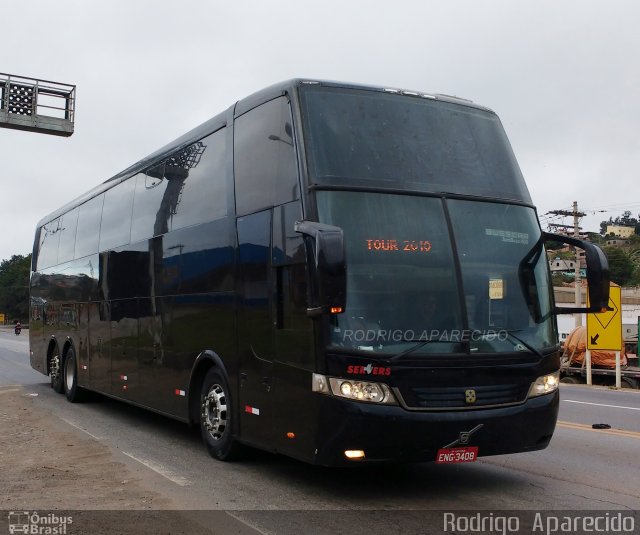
left=605, top=238, right=631, bottom=247
left=549, top=257, right=576, bottom=272
left=606, top=225, right=635, bottom=238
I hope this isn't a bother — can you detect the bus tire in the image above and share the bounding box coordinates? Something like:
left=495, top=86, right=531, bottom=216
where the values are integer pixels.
left=560, top=376, right=582, bottom=385
left=620, top=377, right=639, bottom=389
left=200, top=368, right=241, bottom=461
left=63, top=348, right=86, bottom=402
left=50, top=348, right=64, bottom=394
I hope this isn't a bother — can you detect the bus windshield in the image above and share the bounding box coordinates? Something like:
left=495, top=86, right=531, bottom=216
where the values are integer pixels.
left=316, top=191, right=556, bottom=356
left=300, top=85, right=531, bottom=203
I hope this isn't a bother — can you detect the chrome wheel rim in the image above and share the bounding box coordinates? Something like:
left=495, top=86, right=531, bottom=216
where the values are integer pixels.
left=51, top=354, right=61, bottom=383
left=65, top=357, right=75, bottom=391
left=202, top=384, right=227, bottom=441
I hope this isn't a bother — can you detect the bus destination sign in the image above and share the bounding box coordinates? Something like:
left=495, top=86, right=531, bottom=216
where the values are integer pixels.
left=366, top=239, right=431, bottom=252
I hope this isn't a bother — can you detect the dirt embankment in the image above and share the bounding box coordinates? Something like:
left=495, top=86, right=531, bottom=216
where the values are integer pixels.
left=0, top=385, right=221, bottom=534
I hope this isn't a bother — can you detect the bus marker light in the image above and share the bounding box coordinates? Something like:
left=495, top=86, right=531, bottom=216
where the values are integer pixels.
left=344, top=450, right=365, bottom=460
left=311, top=373, right=330, bottom=393
left=174, top=389, right=186, bottom=397
left=245, top=405, right=260, bottom=415
left=330, top=307, right=343, bottom=314
left=123, top=385, right=128, bottom=391
left=120, top=375, right=127, bottom=381
left=286, top=432, right=296, bottom=439
left=82, top=365, right=88, bottom=370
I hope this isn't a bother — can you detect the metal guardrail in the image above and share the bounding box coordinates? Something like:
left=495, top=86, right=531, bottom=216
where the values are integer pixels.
left=0, top=72, right=75, bottom=136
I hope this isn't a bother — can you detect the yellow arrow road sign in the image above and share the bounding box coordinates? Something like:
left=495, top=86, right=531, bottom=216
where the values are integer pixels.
left=587, top=284, right=622, bottom=351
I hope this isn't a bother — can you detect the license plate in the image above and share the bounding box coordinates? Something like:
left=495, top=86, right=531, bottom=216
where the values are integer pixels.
left=435, top=446, right=478, bottom=464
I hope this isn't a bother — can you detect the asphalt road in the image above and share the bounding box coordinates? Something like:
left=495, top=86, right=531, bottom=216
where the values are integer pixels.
left=2, top=330, right=639, bottom=534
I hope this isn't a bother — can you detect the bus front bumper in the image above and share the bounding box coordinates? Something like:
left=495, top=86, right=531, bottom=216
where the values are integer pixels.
left=312, top=390, right=559, bottom=466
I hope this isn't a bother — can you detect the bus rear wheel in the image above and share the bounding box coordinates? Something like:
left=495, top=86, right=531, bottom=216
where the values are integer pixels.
left=63, top=348, right=86, bottom=402
left=50, top=350, right=64, bottom=393
left=200, top=368, right=241, bottom=461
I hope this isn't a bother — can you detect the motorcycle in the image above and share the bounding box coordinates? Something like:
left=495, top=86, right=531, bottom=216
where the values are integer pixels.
left=14, top=324, right=21, bottom=335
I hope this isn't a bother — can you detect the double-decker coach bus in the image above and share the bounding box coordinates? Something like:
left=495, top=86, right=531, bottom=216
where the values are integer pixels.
left=29, top=79, right=609, bottom=466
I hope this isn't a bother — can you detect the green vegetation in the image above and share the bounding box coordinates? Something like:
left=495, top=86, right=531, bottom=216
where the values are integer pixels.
left=597, top=211, right=640, bottom=287
left=0, top=254, right=31, bottom=322
left=603, top=246, right=640, bottom=287
left=599, top=210, right=640, bottom=235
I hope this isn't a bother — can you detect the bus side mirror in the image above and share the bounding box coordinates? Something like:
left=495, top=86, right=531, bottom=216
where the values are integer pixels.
left=295, top=221, right=346, bottom=316
left=543, top=232, right=610, bottom=314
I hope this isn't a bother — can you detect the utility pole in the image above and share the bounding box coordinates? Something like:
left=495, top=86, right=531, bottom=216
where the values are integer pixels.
left=547, top=202, right=586, bottom=327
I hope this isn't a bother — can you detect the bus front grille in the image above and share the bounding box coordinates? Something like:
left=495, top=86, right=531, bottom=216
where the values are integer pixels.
left=399, top=383, right=529, bottom=410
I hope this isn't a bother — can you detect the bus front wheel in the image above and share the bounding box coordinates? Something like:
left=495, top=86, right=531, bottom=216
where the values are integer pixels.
left=200, top=368, right=241, bottom=461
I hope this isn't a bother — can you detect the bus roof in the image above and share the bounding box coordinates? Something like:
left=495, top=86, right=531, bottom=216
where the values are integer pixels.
left=36, top=79, right=494, bottom=228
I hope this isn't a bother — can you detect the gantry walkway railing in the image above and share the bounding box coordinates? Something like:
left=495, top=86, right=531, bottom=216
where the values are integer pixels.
left=1, top=72, right=75, bottom=136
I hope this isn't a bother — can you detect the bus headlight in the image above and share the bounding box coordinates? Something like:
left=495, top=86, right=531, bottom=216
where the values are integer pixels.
left=328, top=377, right=397, bottom=404
left=528, top=371, right=560, bottom=398
left=312, top=373, right=397, bottom=404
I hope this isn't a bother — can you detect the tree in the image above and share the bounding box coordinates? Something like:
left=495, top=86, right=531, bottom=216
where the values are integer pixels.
left=599, top=220, right=609, bottom=236
left=603, top=247, right=636, bottom=286
left=585, top=232, right=604, bottom=245
left=600, top=211, right=640, bottom=235
left=0, top=255, right=31, bottom=322
left=619, top=210, right=634, bottom=227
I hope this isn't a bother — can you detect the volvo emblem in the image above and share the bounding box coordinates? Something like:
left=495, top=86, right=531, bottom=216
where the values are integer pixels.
left=443, top=424, right=484, bottom=449
left=465, top=389, right=477, bottom=404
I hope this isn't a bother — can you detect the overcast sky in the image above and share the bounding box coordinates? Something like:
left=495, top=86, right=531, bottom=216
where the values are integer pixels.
left=2, top=0, right=639, bottom=262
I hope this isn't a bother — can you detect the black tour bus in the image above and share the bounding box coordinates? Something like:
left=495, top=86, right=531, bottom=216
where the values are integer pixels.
left=29, top=79, right=609, bottom=466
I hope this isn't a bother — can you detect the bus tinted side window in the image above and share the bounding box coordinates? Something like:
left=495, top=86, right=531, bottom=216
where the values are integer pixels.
left=99, top=179, right=135, bottom=251
left=234, top=97, right=298, bottom=216
left=57, top=207, right=79, bottom=264
left=171, top=128, right=227, bottom=230
left=75, top=195, right=104, bottom=259
left=37, top=218, right=61, bottom=270
left=131, top=172, right=169, bottom=243
left=131, top=128, right=227, bottom=242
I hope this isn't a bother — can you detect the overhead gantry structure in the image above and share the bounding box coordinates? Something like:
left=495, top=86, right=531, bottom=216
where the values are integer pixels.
left=1, top=72, right=75, bottom=137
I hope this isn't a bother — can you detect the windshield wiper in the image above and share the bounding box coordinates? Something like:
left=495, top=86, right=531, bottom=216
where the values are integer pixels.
left=495, top=329, right=543, bottom=358
left=387, top=339, right=434, bottom=362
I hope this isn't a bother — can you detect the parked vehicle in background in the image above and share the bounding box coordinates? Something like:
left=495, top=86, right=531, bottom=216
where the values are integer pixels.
left=560, top=326, right=639, bottom=388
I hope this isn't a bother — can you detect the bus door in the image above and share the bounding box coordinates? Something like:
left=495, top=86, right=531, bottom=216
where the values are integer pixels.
left=237, top=209, right=274, bottom=447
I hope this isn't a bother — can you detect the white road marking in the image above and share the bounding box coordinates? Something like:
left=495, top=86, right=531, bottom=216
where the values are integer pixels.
left=122, top=451, right=193, bottom=487
left=59, top=417, right=104, bottom=440
left=562, top=399, right=640, bottom=411
left=225, top=512, right=274, bottom=535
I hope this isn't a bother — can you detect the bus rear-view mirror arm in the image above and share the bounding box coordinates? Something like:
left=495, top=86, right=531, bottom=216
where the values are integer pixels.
left=294, top=221, right=347, bottom=317
left=543, top=232, right=610, bottom=314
